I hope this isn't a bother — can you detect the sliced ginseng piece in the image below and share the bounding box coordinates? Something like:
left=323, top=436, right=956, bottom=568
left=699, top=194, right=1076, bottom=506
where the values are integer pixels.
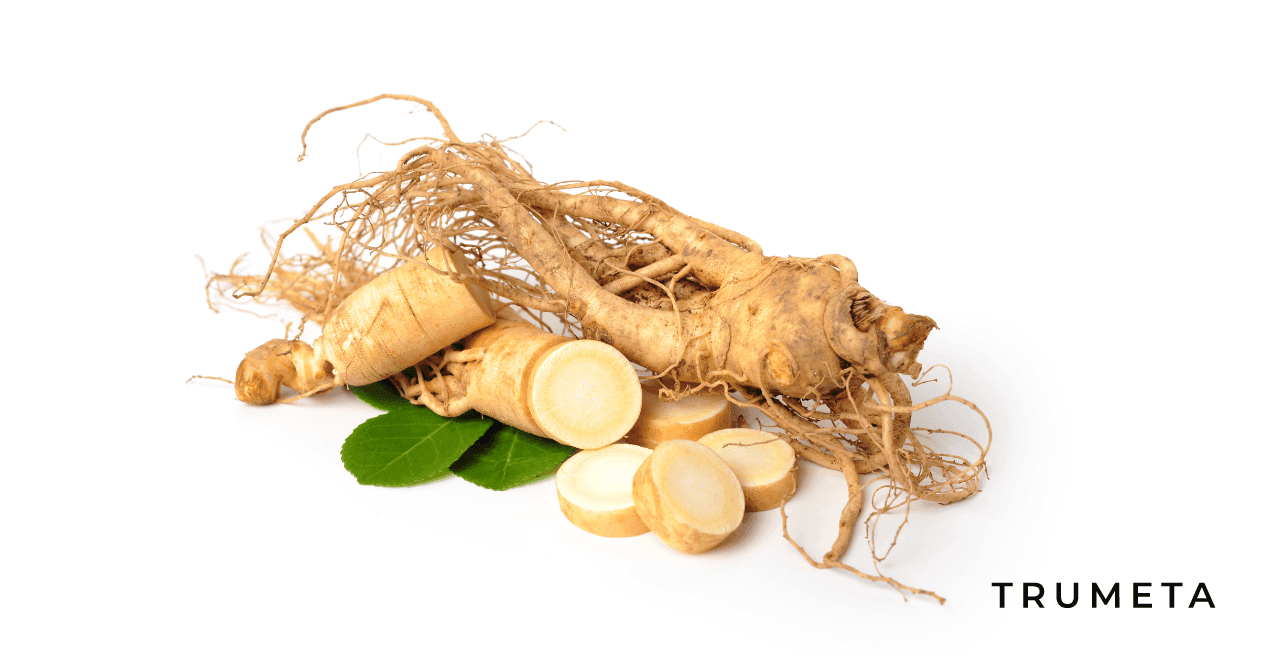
left=625, top=385, right=733, bottom=449
left=697, top=428, right=797, bottom=512
left=632, top=439, right=745, bottom=554
left=556, top=444, right=652, bottom=538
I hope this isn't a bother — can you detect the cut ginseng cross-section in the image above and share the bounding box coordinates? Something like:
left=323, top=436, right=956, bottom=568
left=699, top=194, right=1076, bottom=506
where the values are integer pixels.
left=632, top=439, right=744, bottom=554
left=697, top=428, right=797, bottom=512
left=556, top=444, right=652, bottom=537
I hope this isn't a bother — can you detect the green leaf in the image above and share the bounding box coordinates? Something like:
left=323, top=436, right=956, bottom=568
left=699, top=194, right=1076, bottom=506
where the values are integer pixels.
left=451, top=425, right=578, bottom=491
left=341, top=409, right=495, bottom=487
left=348, top=378, right=414, bottom=412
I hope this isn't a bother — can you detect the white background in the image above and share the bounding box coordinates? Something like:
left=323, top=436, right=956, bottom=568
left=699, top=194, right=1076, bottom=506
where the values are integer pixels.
left=3, top=1, right=1269, bottom=663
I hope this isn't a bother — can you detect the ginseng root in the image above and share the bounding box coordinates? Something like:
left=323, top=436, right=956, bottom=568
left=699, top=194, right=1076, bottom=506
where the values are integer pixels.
left=234, top=247, right=495, bottom=404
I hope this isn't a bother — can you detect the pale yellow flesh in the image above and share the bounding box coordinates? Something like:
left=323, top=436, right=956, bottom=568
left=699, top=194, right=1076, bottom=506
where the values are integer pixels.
left=626, top=388, right=733, bottom=449
left=556, top=444, right=652, bottom=537
left=632, top=439, right=744, bottom=553
left=531, top=341, right=643, bottom=449
left=698, top=428, right=797, bottom=512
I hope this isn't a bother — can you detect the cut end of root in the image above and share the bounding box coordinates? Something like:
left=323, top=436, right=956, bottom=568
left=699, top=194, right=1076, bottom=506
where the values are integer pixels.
left=531, top=340, right=642, bottom=449
left=556, top=444, right=652, bottom=538
left=698, top=428, right=797, bottom=512
left=632, top=439, right=745, bottom=554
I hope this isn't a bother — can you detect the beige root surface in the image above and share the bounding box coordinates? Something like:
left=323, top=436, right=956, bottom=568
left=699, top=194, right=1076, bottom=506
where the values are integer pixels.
left=211, top=94, right=993, bottom=601
left=556, top=444, right=652, bottom=538
left=625, top=384, right=733, bottom=449
left=319, top=246, right=495, bottom=387
left=698, top=428, right=797, bottom=512
left=632, top=439, right=745, bottom=554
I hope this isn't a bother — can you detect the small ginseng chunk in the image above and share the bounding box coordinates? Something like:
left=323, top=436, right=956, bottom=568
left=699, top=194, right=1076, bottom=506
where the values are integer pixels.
left=698, top=428, right=797, bottom=512
left=625, top=386, right=733, bottom=449
left=556, top=444, right=652, bottom=538
left=632, top=439, right=744, bottom=554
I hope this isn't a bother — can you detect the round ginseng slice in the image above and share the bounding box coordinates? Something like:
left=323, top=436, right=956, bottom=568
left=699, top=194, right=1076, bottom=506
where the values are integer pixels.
left=556, top=444, right=652, bottom=537
left=631, top=439, right=745, bottom=554
left=698, top=428, right=797, bottom=512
